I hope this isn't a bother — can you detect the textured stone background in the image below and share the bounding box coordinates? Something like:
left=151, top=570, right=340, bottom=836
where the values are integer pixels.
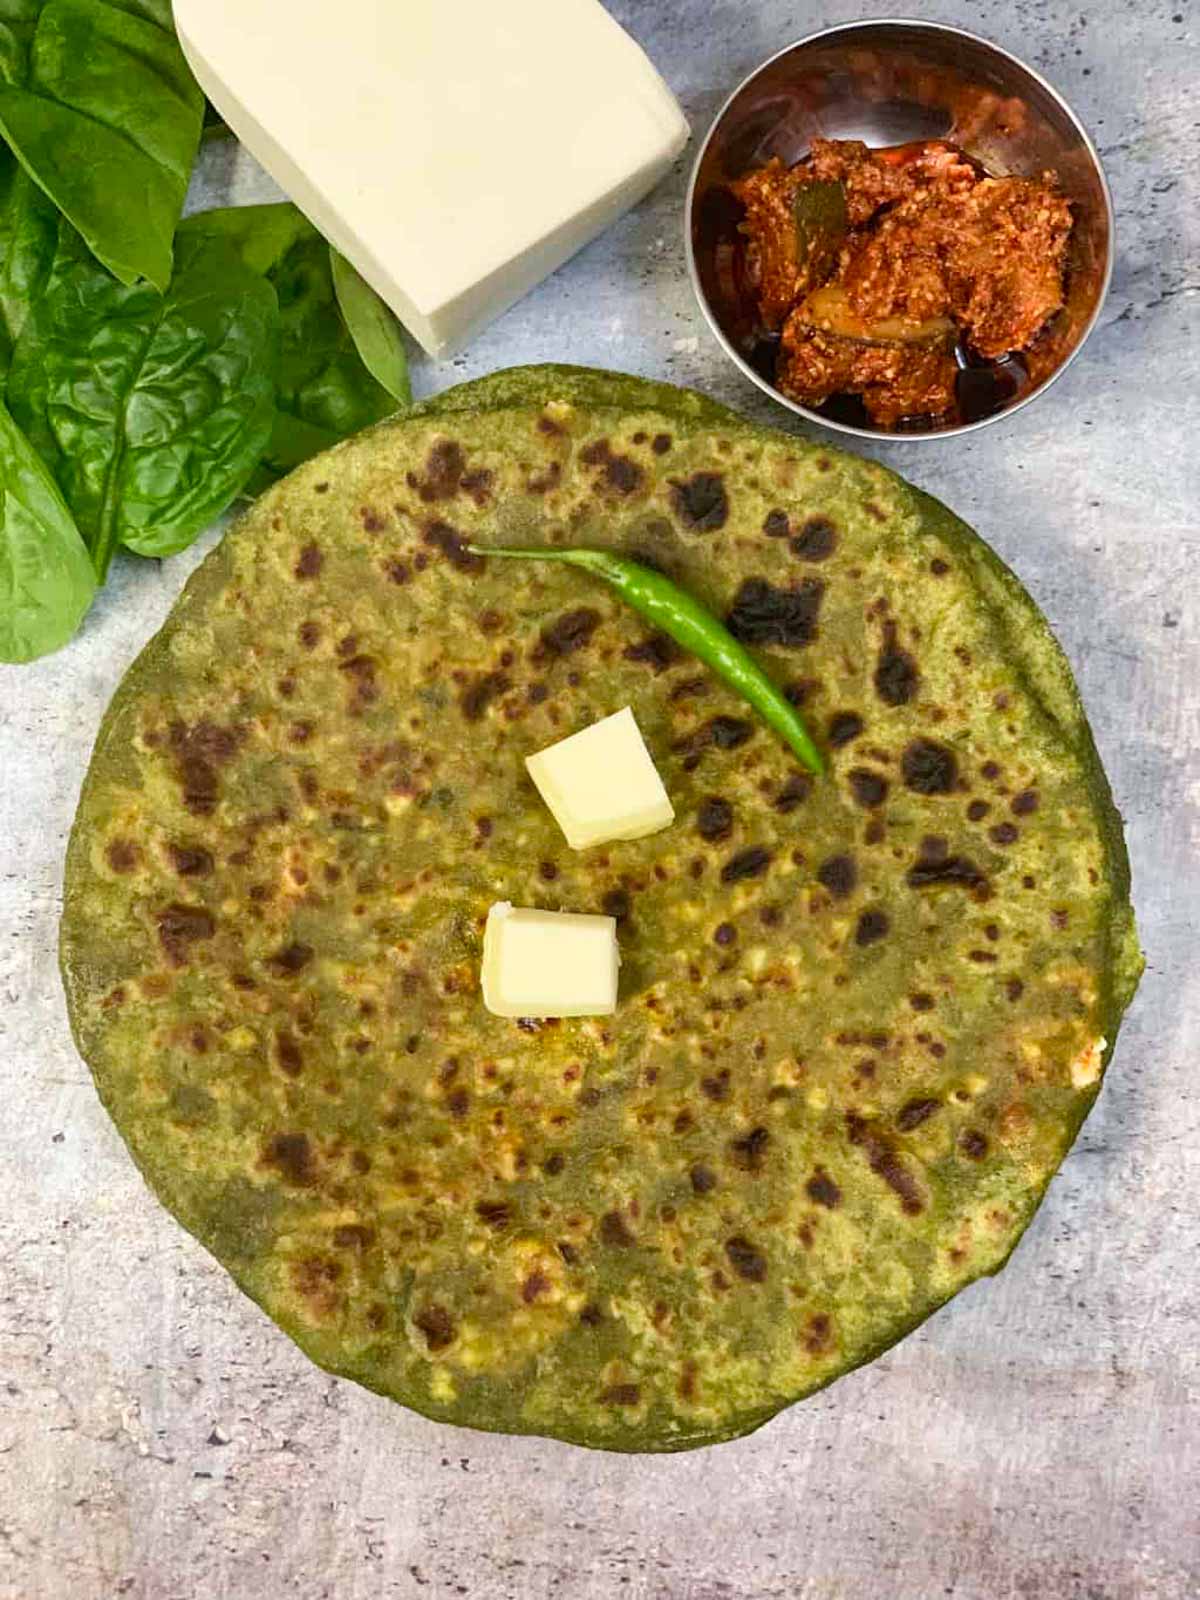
left=1, top=2, right=1196, bottom=1596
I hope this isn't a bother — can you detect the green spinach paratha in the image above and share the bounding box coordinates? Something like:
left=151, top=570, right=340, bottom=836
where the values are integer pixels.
left=61, top=366, right=1141, bottom=1450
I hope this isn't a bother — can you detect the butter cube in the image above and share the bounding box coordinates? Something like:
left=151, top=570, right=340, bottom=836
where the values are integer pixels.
left=175, top=0, right=689, bottom=357
left=482, top=903, right=619, bottom=1018
left=525, top=708, right=674, bottom=851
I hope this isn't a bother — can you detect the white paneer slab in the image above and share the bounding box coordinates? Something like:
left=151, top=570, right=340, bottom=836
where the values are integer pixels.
left=525, top=707, right=674, bottom=851
left=481, top=903, right=619, bottom=1019
left=175, top=0, right=689, bottom=357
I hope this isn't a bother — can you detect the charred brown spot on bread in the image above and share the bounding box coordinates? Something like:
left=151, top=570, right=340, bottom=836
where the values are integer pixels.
left=521, top=1270, right=551, bottom=1303
left=728, top=1126, right=770, bottom=1172
left=806, top=1168, right=842, bottom=1208
left=804, top=1313, right=834, bottom=1354
left=275, top=1030, right=303, bottom=1078
left=790, top=516, right=836, bottom=561
left=445, top=1088, right=470, bottom=1118
left=290, top=1256, right=343, bottom=1317
left=601, top=887, right=631, bottom=925
left=690, top=1163, right=717, bottom=1194
left=268, top=941, right=314, bottom=976
left=846, top=1113, right=924, bottom=1215
left=849, top=769, right=888, bottom=808
left=294, top=543, right=323, bottom=578
left=581, top=438, right=643, bottom=495
left=460, top=671, right=510, bottom=721
left=697, top=797, right=734, bottom=842
left=817, top=854, right=857, bottom=899
left=784, top=677, right=820, bottom=707
left=539, top=608, right=601, bottom=657
left=600, top=1211, right=635, bottom=1247
left=262, top=1131, right=316, bottom=1187
left=339, top=654, right=379, bottom=714
left=677, top=717, right=754, bottom=771
left=721, top=845, right=772, bottom=883
left=155, top=903, right=216, bottom=967
left=827, top=711, right=863, bottom=747
left=407, top=438, right=470, bottom=502
left=600, top=1383, right=641, bottom=1406
left=168, top=720, right=244, bottom=817
left=726, top=576, right=823, bottom=646
left=670, top=471, right=728, bottom=530
left=413, top=1304, right=456, bottom=1352
left=906, top=838, right=989, bottom=896
left=896, top=1098, right=940, bottom=1131
left=475, top=1200, right=510, bottom=1230
left=422, top=520, right=483, bottom=572
left=460, top=468, right=493, bottom=506
left=855, top=909, right=890, bottom=946
left=874, top=621, right=918, bottom=706
left=624, top=632, right=681, bottom=672
left=774, top=773, right=811, bottom=812
left=105, top=839, right=139, bottom=873
left=708, top=715, right=753, bottom=749
left=725, top=1235, right=767, bottom=1281
left=902, top=738, right=958, bottom=794
left=332, top=1224, right=375, bottom=1250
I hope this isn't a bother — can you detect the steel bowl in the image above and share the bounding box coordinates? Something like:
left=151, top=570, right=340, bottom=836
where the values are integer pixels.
left=685, top=19, right=1114, bottom=441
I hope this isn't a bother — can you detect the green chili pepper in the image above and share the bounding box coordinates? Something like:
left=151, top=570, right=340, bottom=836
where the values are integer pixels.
left=469, top=545, right=825, bottom=777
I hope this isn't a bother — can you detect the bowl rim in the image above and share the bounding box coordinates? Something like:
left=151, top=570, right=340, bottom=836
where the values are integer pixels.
left=683, top=16, right=1116, bottom=443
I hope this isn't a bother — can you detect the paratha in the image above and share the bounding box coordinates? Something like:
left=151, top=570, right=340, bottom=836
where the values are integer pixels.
left=61, top=366, right=1141, bottom=1450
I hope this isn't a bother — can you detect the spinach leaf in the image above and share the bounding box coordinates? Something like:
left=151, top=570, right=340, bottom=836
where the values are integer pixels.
left=0, top=143, right=57, bottom=375
left=0, top=2, right=39, bottom=95
left=182, top=204, right=398, bottom=486
left=0, top=0, right=203, bottom=291
left=266, top=225, right=399, bottom=477
left=330, top=248, right=410, bottom=405
left=0, top=394, right=94, bottom=662
left=179, top=202, right=312, bottom=278
left=7, top=226, right=278, bottom=577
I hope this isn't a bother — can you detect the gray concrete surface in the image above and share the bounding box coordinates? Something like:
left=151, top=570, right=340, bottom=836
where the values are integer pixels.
left=1, top=2, right=1197, bottom=1596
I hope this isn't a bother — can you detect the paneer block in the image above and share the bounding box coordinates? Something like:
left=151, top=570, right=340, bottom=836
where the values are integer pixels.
left=175, top=0, right=689, bottom=356
left=481, top=903, right=619, bottom=1018
left=525, top=707, right=674, bottom=851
